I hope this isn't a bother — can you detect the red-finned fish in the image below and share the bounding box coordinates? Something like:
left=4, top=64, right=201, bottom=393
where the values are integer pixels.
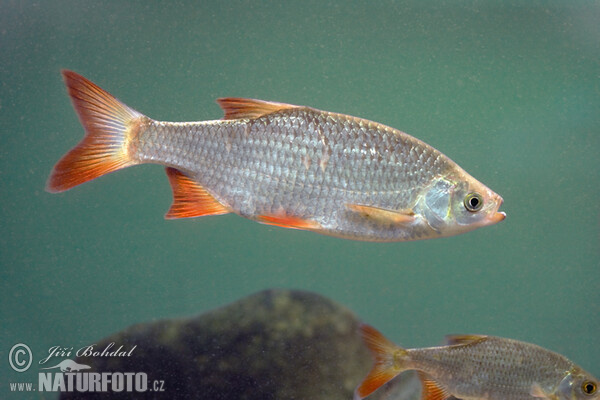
left=355, top=324, right=599, bottom=400
left=47, top=71, right=505, bottom=241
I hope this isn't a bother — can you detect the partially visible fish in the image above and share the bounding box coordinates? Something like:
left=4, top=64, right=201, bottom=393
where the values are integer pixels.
left=47, top=71, right=505, bottom=241
left=355, top=323, right=599, bottom=400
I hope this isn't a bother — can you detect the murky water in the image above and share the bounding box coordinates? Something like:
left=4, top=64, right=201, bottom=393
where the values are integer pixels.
left=2, top=1, right=598, bottom=398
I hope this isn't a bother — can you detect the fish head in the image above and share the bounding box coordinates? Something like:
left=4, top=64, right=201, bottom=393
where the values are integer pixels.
left=555, top=369, right=600, bottom=400
left=416, top=171, right=505, bottom=236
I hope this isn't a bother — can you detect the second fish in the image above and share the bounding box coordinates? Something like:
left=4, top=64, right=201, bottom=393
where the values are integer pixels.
left=47, top=71, right=505, bottom=241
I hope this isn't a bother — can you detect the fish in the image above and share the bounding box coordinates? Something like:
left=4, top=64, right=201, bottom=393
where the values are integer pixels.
left=355, top=323, right=599, bottom=400
left=47, top=70, right=505, bottom=241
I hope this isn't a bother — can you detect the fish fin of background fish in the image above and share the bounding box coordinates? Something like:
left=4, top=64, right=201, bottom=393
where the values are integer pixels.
left=347, top=204, right=416, bottom=225
left=257, top=214, right=322, bottom=231
left=354, top=324, right=407, bottom=400
left=418, top=372, right=453, bottom=400
left=529, top=383, right=551, bottom=399
left=444, top=334, right=488, bottom=346
left=46, top=70, right=145, bottom=193
left=217, top=98, right=300, bottom=120
left=164, top=167, right=230, bottom=219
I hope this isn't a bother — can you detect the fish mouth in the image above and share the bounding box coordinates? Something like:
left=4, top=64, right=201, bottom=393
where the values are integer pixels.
left=491, top=211, right=506, bottom=223
left=490, top=196, right=506, bottom=224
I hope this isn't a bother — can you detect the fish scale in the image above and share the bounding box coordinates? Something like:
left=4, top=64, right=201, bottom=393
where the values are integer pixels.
left=138, top=110, right=435, bottom=219
left=47, top=71, right=505, bottom=241
left=408, top=337, right=574, bottom=399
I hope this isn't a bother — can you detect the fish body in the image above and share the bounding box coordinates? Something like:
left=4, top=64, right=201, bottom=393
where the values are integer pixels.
left=47, top=71, right=505, bottom=241
left=356, top=324, right=599, bottom=400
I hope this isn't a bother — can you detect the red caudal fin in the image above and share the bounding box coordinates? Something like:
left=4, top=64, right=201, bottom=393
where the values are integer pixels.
left=46, top=70, right=147, bottom=193
left=164, top=167, right=230, bottom=219
left=354, top=324, right=408, bottom=400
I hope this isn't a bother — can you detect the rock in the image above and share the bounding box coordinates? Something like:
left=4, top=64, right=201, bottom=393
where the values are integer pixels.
left=59, top=289, right=416, bottom=400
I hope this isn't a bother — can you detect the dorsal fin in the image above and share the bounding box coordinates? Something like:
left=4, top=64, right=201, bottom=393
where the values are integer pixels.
left=444, top=334, right=488, bottom=346
left=217, top=98, right=299, bottom=120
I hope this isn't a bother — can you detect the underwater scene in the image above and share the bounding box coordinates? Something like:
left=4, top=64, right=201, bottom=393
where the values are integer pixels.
left=1, top=1, right=598, bottom=399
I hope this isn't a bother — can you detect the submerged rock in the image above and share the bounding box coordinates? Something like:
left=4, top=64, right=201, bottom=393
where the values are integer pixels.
left=59, top=289, right=418, bottom=400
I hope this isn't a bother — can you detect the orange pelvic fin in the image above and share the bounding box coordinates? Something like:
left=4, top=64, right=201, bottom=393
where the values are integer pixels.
left=165, top=167, right=230, bottom=219
left=257, top=213, right=322, bottom=231
left=46, top=70, right=146, bottom=193
left=418, top=372, right=453, bottom=400
left=354, top=324, right=406, bottom=400
left=346, top=204, right=416, bottom=225
left=217, top=97, right=300, bottom=120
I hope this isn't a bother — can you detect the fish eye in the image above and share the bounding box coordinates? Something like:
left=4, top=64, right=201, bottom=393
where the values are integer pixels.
left=582, top=381, right=597, bottom=395
left=463, top=193, right=483, bottom=212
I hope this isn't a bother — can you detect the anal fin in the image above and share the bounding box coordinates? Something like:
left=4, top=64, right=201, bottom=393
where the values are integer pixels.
left=165, top=167, right=230, bottom=219
left=418, top=372, right=453, bottom=400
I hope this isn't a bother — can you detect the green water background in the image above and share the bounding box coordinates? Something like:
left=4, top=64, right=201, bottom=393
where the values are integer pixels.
left=1, top=0, right=598, bottom=396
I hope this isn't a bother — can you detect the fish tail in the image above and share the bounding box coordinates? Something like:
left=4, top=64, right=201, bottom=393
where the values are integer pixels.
left=46, top=70, right=147, bottom=193
left=355, top=323, right=409, bottom=400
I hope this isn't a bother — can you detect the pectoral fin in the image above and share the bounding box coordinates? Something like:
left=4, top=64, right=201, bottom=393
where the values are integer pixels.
left=346, top=204, right=416, bottom=225
left=530, top=383, right=551, bottom=399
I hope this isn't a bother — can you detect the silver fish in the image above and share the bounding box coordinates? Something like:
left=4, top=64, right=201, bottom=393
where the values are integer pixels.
left=47, top=71, right=505, bottom=241
left=355, top=324, right=599, bottom=400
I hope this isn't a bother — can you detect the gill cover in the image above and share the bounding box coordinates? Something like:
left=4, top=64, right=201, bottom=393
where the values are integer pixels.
left=421, top=178, right=454, bottom=232
left=556, top=371, right=600, bottom=400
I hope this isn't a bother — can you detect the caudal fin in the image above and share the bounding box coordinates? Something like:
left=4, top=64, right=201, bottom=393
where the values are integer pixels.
left=355, top=324, right=408, bottom=400
left=46, top=70, right=146, bottom=193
